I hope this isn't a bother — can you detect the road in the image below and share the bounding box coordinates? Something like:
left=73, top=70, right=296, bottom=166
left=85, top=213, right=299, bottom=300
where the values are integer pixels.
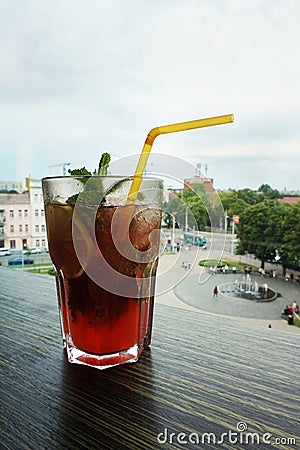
left=0, top=251, right=52, bottom=267
left=0, top=230, right=286, bottom=276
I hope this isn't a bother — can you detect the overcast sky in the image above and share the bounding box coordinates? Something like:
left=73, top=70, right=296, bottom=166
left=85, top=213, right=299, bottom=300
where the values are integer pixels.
left=1, top=0, right=299, bottom=191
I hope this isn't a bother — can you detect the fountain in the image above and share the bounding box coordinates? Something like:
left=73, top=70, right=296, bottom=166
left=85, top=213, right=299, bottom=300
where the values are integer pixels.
left=219, top=274, right=277, bottom=302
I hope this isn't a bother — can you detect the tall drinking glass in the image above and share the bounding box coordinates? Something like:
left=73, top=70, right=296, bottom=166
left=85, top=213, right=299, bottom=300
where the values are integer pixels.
left=42, top=175, right=163, bottom=369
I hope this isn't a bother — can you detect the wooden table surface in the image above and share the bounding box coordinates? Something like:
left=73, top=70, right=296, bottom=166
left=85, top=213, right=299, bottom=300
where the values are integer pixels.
left=0, top=267, right=299, bottom=450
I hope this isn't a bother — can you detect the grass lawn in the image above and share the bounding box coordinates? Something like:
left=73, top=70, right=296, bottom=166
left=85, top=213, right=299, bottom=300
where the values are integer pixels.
left=282, top=314, right=300, bottom=329
left=26, top=265, right=55, bottom=275
left=198, top=258, right=257, bottom=272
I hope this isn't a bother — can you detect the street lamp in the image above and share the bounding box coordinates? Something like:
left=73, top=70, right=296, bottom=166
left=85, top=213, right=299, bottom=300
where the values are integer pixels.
left=171, top=216, right=176, bottom=251
left=224, top=210, right=229, bottom=234
left=21, top=240, right=24, bottom=267
left=231, top=215, right=240, bottom=254
left=21, top=239, right=27, bottom=268
left=185, top=207, right=188, bottom=232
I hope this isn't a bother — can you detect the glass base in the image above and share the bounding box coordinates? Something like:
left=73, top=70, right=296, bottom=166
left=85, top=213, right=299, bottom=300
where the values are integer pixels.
left=66, top=340, right=146, bottom=370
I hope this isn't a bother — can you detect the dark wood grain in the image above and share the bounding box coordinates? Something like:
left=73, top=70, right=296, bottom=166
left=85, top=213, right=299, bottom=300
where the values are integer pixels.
left=0, top=267, right=299, bottom=450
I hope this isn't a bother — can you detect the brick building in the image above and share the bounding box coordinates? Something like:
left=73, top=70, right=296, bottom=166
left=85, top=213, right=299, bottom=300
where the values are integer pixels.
left=278, top=196, right=300, bottom=205
left=183, top=175, right=214, bottom=194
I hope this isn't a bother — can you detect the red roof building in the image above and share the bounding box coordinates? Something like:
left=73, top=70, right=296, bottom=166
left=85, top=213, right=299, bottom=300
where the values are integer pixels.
left=278, top=196, right=300, bottom=205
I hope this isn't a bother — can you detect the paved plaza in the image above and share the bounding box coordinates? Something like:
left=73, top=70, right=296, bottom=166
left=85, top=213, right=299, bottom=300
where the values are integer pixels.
left=175, top=272, right=299, bottom=320
left=155, top=247, right=300, bottom=334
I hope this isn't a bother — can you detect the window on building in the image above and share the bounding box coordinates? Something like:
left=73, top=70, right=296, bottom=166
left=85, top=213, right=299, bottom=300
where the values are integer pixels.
left=18, top=210, right=22, bottom=218
left=41, top=209, right=45, bottom=216
left=42, top=239, right=46, bottom=247
left=36, top=239, right=40, bottom=247
left=19, top=224, right=23, bottom=232
left=34, top=194, right=38, bottom=202
left=10, top=240, right=16, bottom=249
left=35, top=210, right=39, bottom=217
left=10, top=225, right=14, bottom=233
left=24, top=210, right=28, bottom=217
left=25, top=224, right=29, bottom=232
left=41, top=224, right=45, bottom=232
left=0, top=225, right=4, bottom=235
left=35, top=225, right=39, bottom=232
left=9, top=210, right=14, bottom=218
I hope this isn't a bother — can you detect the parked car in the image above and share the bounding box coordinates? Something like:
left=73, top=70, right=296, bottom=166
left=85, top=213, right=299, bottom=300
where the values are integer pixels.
left=0, top=248, right=11, bottom=256
left=8, top=257, right=34, bottom=266
left=24, top=248, right=42, bottom=255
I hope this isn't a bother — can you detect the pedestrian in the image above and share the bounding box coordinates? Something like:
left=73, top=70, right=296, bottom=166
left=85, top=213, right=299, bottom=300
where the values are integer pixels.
left=213, top=286, right=218, bottom=298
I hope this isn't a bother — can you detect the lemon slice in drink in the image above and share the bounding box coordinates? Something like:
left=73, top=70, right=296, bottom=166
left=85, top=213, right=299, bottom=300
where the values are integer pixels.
left=46, top=203, right=93, bottom=279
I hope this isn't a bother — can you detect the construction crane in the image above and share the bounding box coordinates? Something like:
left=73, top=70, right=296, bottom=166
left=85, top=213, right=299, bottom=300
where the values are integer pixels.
left=49, top=162, right=71, bottom=176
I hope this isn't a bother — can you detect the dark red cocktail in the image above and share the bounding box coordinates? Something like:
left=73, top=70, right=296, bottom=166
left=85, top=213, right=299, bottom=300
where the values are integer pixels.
left=43, top=176, right=163, bottom=369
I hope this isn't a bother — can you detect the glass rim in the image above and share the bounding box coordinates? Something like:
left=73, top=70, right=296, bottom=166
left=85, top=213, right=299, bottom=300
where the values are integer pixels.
left=42, top=175, right=163, bottom=182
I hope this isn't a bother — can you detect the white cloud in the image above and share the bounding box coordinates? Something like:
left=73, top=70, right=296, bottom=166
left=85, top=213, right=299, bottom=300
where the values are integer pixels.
left=0, top=0, right=299, bottom=191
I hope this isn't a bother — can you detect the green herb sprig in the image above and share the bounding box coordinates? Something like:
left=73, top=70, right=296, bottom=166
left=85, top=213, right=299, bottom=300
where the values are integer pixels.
left=66, top=153, right=111, bottom=204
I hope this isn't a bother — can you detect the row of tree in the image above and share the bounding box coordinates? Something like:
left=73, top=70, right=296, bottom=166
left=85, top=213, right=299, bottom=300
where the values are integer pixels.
left=164, top=184, right=282, bottom=230
left=218, top=183, right=281, bottom=216
left=163, top=184, right=300, bottom=272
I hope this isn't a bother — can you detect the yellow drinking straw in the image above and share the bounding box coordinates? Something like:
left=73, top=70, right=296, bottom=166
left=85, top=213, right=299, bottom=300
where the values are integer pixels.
left=126, top=113, right=234, bottom=204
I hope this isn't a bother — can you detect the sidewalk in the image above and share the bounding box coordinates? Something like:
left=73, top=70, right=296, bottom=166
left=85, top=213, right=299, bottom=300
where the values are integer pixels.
left=155, top=248, right=300, bottom=335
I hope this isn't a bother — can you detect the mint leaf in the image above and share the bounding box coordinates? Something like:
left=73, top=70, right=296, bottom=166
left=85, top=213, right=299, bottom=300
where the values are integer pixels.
left=68, top=167, right=92, bottom=184
left=66, top=155, right=111, bottom=205
left=97, top=153, right=111, bottom=176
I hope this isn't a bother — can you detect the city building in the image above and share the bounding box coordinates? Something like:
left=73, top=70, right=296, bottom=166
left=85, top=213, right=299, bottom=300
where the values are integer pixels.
left=183, top=175, right=214, bottom=194
left=0, top=192, right=30, bottom=250
left=278, top=196, right=300, bottom=205
left=0, top=178, right=48, bottom=251
left=26, top=178, right=48, bottom=250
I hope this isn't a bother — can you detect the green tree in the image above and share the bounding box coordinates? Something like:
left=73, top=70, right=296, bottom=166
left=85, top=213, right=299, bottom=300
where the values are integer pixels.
left=182, top=185, right=209, bottom=229
left=280, top=203, right=300, bottom=272
left=258, top=183, right=281, bottom=199
left=163, top=196, right=185, bottom=228
left=163, top=187, right=209, bottom=230
left=237, top=188, right=263, bottom=205
left=236, top=201, right=286, bottom=268
left=219, top=189, right=262, bottom=217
